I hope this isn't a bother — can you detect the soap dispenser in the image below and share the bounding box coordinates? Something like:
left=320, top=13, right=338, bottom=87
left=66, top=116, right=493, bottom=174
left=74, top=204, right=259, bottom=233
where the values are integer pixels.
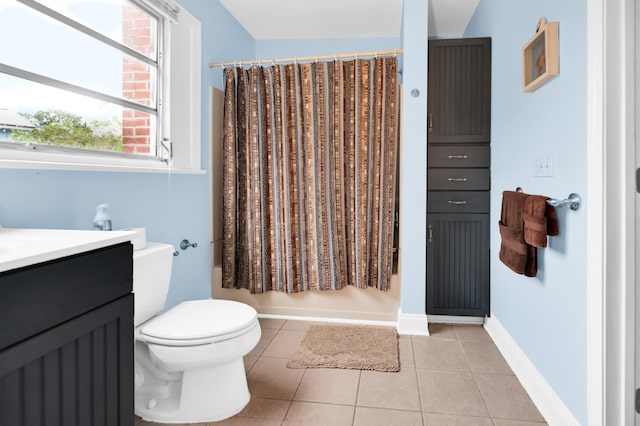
left=93, top=204, right=112, bottom=231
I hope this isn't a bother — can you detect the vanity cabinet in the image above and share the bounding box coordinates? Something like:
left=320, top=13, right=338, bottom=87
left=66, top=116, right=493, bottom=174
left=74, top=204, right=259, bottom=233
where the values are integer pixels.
left=426, top=37, right=491, bottom=317
left=0, top=242, right=134, bottom=426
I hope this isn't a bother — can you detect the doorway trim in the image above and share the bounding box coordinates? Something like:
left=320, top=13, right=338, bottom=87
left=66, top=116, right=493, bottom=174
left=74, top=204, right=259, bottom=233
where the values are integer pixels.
left=587, top=0, right=636, bottom=423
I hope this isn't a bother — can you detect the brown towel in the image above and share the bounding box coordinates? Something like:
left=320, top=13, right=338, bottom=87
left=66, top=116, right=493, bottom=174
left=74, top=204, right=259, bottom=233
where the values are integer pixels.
left=523, top=195, right=559, bottom=248
left=499, top=191, right=537, bottom=277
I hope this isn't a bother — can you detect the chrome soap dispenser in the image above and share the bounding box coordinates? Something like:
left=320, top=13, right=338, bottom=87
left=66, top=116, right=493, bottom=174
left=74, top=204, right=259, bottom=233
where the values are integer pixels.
left=93, top=203, right=112, bottom=231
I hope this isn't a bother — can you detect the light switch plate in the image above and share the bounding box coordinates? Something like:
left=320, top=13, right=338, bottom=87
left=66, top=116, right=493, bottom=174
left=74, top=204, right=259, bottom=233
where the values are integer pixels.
left=533, top=153, right=554, bottom=177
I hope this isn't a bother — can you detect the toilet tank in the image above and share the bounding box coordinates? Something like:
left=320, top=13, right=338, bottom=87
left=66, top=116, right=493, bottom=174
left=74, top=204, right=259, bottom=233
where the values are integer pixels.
left=132, top=242, right=174, bottom=327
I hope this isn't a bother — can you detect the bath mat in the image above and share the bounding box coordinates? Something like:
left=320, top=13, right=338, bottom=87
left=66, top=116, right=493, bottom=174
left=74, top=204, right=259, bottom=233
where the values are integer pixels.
left=287, top=324, right=400, bottom=372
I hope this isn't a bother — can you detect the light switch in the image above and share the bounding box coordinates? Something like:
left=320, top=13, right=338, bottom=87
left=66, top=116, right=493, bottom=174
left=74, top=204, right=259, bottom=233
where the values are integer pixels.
left=533, top=153, right=554, bottom=177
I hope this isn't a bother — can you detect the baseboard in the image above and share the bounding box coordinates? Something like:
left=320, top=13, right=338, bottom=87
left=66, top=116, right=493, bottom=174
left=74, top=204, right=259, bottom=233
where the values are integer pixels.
left=428, top=314, right=485, bottom=325
left=257, top=313, right=397, bottom=328
left=396, top=309, right=429, bottom=336
left=484, top=315, right=580, bottom=426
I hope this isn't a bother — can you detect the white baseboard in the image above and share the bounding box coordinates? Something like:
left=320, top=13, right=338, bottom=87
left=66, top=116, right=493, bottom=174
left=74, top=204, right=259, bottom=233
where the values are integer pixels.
left=396, top=309, right=429, bottom=336
left=428, top=314, right=485, bottom=325
left=257, top=313, right=397, bottom=328
left=259, top=310, right=430, bottom=336
left=484, top=315, right=580, bottom=426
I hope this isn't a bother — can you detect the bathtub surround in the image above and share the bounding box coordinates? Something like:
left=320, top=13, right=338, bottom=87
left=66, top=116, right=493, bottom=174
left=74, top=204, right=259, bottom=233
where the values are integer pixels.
left=221, top=57, right=399, bottom=294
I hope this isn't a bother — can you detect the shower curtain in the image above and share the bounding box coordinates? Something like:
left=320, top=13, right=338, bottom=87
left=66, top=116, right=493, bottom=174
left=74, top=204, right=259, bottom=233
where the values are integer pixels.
left=222, top=56, right=399, bottom=294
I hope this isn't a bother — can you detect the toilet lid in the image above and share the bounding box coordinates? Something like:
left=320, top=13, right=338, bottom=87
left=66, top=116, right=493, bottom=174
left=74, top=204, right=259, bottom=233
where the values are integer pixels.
left=140, top=299, right=258, bottom=343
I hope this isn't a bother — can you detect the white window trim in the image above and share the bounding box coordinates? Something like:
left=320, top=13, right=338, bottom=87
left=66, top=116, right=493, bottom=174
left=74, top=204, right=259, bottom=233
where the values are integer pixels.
left=0, top=1, right=203, bottom=174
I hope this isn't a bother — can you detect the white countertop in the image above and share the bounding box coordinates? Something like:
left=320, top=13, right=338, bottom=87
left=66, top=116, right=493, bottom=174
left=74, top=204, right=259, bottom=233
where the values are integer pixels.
left=0, top=228, right=136, bottom=273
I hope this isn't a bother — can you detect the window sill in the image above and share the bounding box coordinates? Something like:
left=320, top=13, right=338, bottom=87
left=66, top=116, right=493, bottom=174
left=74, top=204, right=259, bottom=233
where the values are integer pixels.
left=0, top=151, right=206, bottom=175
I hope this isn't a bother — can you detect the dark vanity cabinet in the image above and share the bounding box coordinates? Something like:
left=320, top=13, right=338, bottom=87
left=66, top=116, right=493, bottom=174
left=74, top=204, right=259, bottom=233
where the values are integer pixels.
left=426, top=38, right=491, bottom=317
left=0, top=242, right=134, bottom=426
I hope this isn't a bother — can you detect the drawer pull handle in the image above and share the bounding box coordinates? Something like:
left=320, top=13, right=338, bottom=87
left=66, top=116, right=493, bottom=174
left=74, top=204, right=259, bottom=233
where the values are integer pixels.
left=447, top=155, right=468, bottom=159
left=428, top=113, right=433, bottom=132
left=447, top=177, right=468, bottom=182
left=448, top=200, right=468, bottom=205
left=428, top=224, right=433, bottom=243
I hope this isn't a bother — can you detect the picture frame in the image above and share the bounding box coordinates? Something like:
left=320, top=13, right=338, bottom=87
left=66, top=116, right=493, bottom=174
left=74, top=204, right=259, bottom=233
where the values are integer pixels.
left=522, top=18, right=559, bottom=93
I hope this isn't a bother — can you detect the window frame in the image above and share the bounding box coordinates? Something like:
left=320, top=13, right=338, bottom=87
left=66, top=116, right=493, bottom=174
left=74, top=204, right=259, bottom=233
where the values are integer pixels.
left=0, top=0, right=202, bottom=174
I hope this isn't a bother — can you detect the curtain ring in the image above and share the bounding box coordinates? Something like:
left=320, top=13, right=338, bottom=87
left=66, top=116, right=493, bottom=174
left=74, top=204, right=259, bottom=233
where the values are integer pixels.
left=315, top=56, right=319, bottom=63
left=355, top=51, right=358, bottom=60
left=271, top=58, right=276, bottom=66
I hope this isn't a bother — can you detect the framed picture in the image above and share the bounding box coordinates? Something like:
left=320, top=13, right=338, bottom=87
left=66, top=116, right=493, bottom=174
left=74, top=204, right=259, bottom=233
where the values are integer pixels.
left=522, top=18, right=559, bottom=92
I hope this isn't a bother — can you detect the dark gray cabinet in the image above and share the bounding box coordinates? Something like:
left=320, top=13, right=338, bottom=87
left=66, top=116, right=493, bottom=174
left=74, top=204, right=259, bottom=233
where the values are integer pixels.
left=427, top=38, right=491, bottom=317
left=0, top=243, right=134, bottom=426
left=427, top=38, right=491, bottom=143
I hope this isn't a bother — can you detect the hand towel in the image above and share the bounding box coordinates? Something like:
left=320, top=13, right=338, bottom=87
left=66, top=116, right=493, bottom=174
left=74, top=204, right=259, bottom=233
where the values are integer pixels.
left=498, top=191, right=537, bottom=277
left=523, top=195, right=559, bottom=248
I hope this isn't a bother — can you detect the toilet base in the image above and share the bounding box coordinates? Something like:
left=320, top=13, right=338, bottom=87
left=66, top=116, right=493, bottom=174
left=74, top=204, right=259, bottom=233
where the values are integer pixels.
left=135, top=357, right=250, bottom=423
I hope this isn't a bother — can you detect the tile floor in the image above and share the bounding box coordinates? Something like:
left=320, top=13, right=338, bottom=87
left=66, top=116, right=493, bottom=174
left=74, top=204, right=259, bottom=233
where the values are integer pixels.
left=136, top=319, right=547, bottom=426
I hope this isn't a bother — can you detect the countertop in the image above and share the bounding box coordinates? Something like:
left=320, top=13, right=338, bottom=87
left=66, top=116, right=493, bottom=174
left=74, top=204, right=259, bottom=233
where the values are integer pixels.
left=0, top=228, right=135, bottom=273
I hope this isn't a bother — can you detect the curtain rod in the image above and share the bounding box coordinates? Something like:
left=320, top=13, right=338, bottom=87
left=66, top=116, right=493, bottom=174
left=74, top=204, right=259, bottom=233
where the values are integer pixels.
left=208, top=49, right=404, bottom=68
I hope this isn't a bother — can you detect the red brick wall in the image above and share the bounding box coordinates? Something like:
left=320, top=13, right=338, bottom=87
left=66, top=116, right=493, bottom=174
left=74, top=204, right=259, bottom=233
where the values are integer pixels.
left=122, top=5, right=152, bottom=154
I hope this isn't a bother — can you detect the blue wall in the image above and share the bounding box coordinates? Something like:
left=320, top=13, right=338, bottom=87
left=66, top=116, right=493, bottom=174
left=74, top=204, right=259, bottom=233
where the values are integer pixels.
left=398, top=0, right=428, bottom=316
left=465, top=0, right=588, bottom=422
left=255, top=37, right=400, bottom=58
left=0, top=0, right=255, bottom=310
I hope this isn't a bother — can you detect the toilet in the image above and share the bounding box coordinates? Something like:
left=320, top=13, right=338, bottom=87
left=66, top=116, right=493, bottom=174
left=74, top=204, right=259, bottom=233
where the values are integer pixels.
left=132, top=242, right=261, bottom=423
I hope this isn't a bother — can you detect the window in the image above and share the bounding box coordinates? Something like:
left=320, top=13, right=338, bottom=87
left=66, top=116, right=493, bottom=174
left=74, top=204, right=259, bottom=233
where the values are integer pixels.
left=0, top=0, right=201, bottom=172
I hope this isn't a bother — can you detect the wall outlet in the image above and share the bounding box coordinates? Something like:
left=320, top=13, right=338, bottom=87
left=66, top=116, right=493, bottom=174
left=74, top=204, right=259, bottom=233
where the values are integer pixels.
left=533, top=153, right=554, bottom=177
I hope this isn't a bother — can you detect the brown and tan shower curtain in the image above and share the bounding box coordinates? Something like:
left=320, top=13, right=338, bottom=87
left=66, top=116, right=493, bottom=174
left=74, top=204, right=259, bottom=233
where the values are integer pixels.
left=222, top=57, right=399, bottom=294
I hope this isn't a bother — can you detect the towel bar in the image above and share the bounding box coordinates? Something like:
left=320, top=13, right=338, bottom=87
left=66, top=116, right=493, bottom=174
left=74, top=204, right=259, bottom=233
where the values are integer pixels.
left=546, top=193, right=581, bottom=211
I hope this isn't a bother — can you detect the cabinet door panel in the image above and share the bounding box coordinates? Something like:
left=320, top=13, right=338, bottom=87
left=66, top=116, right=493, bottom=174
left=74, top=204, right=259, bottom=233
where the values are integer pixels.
left=428, top=38, right=491, bottom=143
left=428, top=168, right=490, bottom=190
left=426, top=214, right=489, bottom=316
left=0, top=295, right=134, bottom=426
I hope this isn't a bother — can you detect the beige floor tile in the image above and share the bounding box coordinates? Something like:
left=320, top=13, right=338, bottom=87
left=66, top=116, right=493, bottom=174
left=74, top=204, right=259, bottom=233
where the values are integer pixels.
left=417, top=369, right=490, bottom=417
left=427, top=323, right=457, bottom=339
left=474, top=373, right=546, bottom=422
left=492, top=420, right=548, bottom=426
left=353, top=406, right=423, bottom=426
left=247, top=357, right=305, bottom=400
left=243, top=355, right=259, bottom=373
left=357, top=367, right=421, bottom=411
left=294, top=368, right=360, bottom=405
left=247, top=327, right=278, bottom=357
left=282, top=320, right=324, bottom=331
left=453, top=325, right=492, bottom=342
left=413, top=337, right=469, bottom=371
left=262, top=329, right=307, bottom=358
left=423, top=412, right=494, bottom=425
left=283, top=401, right=355, bottom=426
left=398, top=335, right=415, bottom=368
left=236, top=396, right=290, bottom=420
left=460, top=341, right=512, bottom=374
left=222, top=418, right=283, bottom=425
left=259, top=318, right=286, bottom=330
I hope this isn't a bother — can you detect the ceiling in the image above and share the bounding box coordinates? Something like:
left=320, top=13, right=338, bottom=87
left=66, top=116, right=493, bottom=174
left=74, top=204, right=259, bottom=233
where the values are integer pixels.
left=218, top=0, right=480, bottom=40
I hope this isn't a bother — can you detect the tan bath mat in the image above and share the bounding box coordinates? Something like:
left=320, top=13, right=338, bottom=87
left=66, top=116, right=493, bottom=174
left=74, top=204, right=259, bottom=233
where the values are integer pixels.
left=287, top=324, right=400, bottom=372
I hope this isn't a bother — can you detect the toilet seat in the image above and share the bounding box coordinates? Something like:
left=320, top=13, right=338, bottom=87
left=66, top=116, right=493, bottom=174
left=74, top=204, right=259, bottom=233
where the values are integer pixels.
left=140, top=299, right=258, bottom=346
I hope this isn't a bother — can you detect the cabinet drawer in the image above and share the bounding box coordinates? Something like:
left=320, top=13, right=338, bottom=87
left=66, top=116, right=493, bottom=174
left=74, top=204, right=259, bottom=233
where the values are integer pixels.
left=428, top=191, right=490, bottom=213
left=428, top=145, right=490, bottom=168
left=428, top=169, right=490, bottom=190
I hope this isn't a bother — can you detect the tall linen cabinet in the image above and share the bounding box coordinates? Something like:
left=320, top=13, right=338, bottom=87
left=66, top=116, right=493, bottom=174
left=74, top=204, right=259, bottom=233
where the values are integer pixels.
left=426, top=38, right=491, bottom=317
